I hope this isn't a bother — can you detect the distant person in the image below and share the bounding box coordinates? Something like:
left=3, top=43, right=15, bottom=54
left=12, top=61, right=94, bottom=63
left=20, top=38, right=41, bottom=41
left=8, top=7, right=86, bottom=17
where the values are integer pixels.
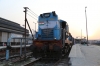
left=3, top=42, right=6, bottom=46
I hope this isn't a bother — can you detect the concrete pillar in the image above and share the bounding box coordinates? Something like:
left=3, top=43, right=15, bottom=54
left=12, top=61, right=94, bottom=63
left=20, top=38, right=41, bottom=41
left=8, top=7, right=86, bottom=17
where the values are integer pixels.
left=0, top=32, right=2, bottom=42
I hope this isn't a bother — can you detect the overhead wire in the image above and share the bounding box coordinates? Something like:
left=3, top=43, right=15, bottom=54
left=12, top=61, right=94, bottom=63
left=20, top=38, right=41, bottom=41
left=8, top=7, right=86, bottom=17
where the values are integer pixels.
left=28, top=10, right=38, bottom=18
left=26, top=8, right=38, bottom=32
left=28, top=8, right=38, bottom=17
left=27, top=13, right=38, bottom=21
left=26, top=8, right=38, bottom=22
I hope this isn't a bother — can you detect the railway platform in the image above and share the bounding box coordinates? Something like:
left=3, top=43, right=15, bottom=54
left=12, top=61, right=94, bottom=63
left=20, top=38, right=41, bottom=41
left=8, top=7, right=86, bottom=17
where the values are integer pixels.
left=69, top=44, right=100, bottom=66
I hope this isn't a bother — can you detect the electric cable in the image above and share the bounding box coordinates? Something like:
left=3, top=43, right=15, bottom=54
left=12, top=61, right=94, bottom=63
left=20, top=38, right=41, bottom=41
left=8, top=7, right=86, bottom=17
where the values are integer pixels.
left=27, top=13, right=38, bottom=21
left=28, top=8, right=38, bottom=17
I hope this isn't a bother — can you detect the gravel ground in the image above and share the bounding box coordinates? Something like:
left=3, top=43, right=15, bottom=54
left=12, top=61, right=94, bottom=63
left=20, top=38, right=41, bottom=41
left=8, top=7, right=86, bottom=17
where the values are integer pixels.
left=0, top=58, right=37, bottom=66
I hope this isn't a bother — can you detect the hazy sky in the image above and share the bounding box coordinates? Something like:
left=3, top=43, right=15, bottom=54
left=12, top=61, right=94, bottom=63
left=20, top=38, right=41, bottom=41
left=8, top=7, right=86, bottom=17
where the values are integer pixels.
left=0, top=0, right=100, bottom=40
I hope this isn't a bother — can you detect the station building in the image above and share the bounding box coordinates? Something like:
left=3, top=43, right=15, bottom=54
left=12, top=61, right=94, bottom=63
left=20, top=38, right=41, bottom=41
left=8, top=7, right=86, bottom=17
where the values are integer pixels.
left=0, top=17, right=29, bottom=45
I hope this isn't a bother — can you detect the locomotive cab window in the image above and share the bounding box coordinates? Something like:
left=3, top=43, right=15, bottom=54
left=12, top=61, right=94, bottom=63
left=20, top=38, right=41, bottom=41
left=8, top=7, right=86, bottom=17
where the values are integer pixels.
left=43, top=13, right=50, bottom=18
left=60, top=21, right=66, bottom=29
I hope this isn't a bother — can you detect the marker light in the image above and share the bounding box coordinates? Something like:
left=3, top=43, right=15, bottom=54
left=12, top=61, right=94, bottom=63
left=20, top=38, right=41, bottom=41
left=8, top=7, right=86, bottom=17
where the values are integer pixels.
left=39, top=22, right=44, bottom=25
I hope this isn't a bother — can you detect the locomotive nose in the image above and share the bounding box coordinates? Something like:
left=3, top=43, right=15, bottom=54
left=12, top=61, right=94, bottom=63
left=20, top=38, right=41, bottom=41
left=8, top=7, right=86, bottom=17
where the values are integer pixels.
left=41, top=44, right=49, bottom=51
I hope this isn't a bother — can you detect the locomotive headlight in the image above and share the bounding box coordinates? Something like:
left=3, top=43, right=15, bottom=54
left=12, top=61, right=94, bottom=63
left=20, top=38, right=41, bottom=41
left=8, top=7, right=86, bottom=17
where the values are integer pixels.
left=34, top=38, right=36, bottom=40
left=54, top=38, right=56, bottom=39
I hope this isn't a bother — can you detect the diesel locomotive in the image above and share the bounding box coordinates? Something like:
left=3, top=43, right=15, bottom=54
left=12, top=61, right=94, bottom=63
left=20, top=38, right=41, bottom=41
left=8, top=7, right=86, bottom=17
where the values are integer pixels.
left=30, top=11, right=74, bottom=59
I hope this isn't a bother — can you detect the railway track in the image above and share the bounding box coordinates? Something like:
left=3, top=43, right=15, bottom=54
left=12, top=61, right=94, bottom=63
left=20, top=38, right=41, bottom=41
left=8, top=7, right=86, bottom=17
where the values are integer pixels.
left=1, top=52, right=33, bottom=66
left=0, top=52, right=32, bottom=62
left=53, top=56, right=70, bottom=66
left=23, top=55, right=70, bottom=66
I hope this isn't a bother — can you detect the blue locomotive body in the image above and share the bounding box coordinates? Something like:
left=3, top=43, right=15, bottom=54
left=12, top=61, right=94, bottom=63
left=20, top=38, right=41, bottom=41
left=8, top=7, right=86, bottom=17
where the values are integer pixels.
left=35, top=11, right=61, bottom=40
left=30, top=11, right=73, bottom=59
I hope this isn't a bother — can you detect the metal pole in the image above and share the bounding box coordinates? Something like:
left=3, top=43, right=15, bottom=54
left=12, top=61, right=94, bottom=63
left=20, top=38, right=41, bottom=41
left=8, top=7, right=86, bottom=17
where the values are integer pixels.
left=33, top=22, right=36, bottom=33
left=85, top=7, right=88, bottom=46
left=35, top=23, right=36, bottom=32
left=20, top=39, right=22, bottom=60
left=81, top=29, right=82, bottom=44
left=24, top=7, right=28, bottom=60
left=26, top=19, right=34, bottom=37
left=20, top=39, right=22, bottom=57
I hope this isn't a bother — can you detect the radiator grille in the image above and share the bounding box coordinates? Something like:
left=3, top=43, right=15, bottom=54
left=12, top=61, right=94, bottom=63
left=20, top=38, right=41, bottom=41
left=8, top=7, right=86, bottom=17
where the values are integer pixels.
left=41, top=28, right=54, bottom=38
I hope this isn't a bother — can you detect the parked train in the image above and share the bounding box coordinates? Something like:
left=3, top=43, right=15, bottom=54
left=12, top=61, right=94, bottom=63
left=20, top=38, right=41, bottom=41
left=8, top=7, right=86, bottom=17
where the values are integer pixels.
left=30, top=11, right=74, bottom=59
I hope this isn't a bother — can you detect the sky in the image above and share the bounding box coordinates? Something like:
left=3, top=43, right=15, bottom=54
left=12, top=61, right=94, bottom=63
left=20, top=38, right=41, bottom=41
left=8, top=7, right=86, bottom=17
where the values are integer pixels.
left=0, top=0, right=100, bottom=40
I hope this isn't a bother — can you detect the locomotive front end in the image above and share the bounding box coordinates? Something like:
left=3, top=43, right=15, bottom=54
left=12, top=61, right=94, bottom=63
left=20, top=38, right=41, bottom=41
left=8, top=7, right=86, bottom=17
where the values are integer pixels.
left=30, top=11, right=62, bottom=58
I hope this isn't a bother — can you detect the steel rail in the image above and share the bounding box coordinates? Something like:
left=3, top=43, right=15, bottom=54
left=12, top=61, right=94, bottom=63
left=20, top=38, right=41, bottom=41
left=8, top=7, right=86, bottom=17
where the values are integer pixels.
left=23, top=58, right=41, bottom=66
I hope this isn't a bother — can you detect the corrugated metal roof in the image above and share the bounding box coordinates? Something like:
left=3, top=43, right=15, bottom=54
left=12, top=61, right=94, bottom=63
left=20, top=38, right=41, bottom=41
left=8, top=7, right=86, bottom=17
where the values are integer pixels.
left=0, top=17, right=29, bottom=35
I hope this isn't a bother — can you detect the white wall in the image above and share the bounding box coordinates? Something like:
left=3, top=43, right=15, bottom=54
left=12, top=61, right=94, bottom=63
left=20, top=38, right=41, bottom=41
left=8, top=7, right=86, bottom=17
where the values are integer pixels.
left=1, top=32, right=24, bottom=42
left=10, top=33, right=23, bottom=42
left=1, top=32, right=7, bottom=42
